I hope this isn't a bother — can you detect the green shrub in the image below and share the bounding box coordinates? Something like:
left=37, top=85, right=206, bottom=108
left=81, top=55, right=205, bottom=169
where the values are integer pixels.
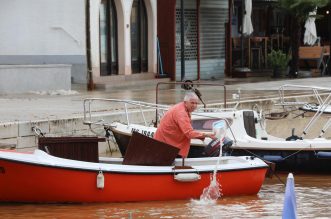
left=267, top=50, right=291, bottom=70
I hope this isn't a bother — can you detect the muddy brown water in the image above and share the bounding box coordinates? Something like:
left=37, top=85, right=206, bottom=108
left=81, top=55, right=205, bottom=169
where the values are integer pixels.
left=1, top=173, right=331, bottom=218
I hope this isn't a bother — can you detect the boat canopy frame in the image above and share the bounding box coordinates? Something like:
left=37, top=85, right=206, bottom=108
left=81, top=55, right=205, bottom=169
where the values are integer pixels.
left=276, top=84, right=331, bottom=138
left=82, top=97, right=238, bottom=144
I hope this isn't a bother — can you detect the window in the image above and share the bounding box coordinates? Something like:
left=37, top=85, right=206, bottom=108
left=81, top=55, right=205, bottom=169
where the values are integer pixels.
left=192, top=119, right=233, bottom=131
left=131, top=0, right=148, bottom=73
left=100, top=0, right=118, bottom=76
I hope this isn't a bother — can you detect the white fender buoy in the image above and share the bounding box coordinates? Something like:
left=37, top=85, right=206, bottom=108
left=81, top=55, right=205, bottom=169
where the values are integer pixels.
left=174, top=173, right=201, bottom=182
left=97, top=170, right=104, bottom=189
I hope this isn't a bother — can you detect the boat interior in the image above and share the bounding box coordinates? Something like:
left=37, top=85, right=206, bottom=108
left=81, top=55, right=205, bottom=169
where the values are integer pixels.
left=98, top=156, right=256, bottom=167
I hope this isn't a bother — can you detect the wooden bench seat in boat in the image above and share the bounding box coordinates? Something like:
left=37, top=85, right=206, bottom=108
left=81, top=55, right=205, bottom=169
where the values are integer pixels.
left=123, top=131, right=179, bottom=166
left=38, top=136, right=105, bottom=162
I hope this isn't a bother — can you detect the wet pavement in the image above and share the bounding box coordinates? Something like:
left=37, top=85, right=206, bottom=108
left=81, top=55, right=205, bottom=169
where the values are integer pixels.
left=0, top=76, right=331, bottom=123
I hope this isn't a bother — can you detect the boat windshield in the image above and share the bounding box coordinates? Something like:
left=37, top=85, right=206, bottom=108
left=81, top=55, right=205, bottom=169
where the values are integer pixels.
left=192, top=119, right=233, bottom=131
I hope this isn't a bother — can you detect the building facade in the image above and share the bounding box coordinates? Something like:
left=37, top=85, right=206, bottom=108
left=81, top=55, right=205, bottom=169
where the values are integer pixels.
left=90, top=0, right=158, bottom=85
left=158, top=0, right=229, bottom=81
left=1, top=0, right=329, bottom=93
left=0, top=0, right=157, bottom=92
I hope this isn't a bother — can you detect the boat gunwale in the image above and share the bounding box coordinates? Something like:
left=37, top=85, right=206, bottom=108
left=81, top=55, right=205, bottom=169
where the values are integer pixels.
left=0, top=150, right=268, bottom=175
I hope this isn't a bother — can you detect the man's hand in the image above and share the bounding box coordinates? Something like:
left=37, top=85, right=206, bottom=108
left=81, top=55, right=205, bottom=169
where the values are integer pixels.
left=202, top=132, right=217, bottom=140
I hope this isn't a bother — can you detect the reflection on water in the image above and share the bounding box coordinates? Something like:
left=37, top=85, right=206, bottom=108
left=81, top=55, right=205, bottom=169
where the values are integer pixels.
left=1, top=174, right=331, bottom=218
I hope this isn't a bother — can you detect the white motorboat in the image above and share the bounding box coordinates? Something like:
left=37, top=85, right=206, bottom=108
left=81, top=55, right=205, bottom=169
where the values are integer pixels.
left=83, top=83, right=331, bottom=172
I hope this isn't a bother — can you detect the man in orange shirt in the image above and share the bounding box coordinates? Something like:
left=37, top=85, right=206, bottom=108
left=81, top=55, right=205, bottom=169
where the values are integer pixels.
left=154, top=92, right=216, bottom=158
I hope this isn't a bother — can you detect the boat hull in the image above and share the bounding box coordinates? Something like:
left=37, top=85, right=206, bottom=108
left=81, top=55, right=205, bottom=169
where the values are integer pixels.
left=0, top=153, right=267, bottom=203
left=228, top=149, right=331, bottom=172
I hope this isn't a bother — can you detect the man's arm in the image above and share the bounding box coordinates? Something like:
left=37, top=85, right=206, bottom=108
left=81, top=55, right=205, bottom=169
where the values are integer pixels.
left=175, top=110, right=215, bottom=140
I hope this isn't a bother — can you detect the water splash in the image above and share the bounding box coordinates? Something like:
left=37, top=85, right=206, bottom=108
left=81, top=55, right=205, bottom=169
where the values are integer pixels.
left=200, top=175, right=221, bottom=201
left=192, top=120, right=226, bottom=205
left=191, top=172, right=221, bottom=206
left=192, top=147, right=223, bottom=205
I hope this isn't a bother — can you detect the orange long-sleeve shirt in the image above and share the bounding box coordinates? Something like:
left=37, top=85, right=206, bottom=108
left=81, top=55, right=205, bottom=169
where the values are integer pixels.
left=154, top=102, right=204, bottom=158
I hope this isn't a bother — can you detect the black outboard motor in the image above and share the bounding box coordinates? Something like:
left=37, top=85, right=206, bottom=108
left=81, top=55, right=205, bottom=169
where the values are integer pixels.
left=222, top=137, right=233, bottom=151
left=286, top=128, right=303, bottom=141
left=202, top=137, right=233, bottom=157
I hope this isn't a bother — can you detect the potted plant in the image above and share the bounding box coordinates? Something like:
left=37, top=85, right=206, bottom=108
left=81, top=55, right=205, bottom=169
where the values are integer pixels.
left=267, top=50, right=291, bottom=78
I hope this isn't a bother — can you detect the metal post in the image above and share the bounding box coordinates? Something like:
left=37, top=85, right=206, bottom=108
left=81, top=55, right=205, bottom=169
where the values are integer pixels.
left=85, top=0, right=94, bottom=91
left=181, top=0, right=185, bottom=81
left=328, top=6, right=331, bottom=75
left=241, top=0, right=245, bottom=67
left=197, top=0, right=200, bottom=80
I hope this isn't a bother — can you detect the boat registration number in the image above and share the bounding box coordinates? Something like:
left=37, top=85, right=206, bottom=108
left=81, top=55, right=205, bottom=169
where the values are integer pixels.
left=131, top=128, right=155, bottom=138
left=0, top=167, right=5, bottom=174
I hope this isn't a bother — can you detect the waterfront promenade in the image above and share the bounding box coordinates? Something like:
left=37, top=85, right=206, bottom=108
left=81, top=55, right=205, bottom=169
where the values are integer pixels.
left=1, top=76, right=331, bottom=123
left=0, top=76, right=331, bottom=150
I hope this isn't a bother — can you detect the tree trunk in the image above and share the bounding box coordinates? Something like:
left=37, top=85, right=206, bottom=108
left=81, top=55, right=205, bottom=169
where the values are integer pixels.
left=289, top=17, right=301, bottom=78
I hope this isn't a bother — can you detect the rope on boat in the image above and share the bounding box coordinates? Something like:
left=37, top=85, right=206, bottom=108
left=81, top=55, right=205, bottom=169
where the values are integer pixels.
left=281, top=147, right=312, bottom=161
left=240, top=143, right=313, bottom=162
left=31, top=126, right=45, bottom=137
left=104, top=127, right=120, bottom=156
left=236, top=149, right=286, bottom=185
left=85, top=122, right=120, bottom=155
left=234, top=142, right=316, bottom=185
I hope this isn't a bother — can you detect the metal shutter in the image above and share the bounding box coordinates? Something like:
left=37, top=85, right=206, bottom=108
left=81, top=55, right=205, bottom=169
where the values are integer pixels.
left=175, top=0, right=228, bottom=81
left=200, top=0, right=228, bottom=79
left=175, top=0, right=198, bottom=81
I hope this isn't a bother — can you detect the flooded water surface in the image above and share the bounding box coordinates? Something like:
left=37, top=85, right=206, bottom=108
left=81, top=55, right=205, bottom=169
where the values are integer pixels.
left=1, top=174, right=331, bottom=218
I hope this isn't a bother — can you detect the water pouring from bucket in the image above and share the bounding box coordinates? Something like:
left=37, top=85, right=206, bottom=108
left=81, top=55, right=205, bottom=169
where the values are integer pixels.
left=194, top=120, right=227, bottom=204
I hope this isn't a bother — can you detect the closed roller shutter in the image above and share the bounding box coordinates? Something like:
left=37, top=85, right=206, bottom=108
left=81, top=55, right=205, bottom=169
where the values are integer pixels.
left=175, top=0, right=228, bottom=81
left=200, top=0, right=228, bottom=79
left=175, top=0, right=198, bottom=81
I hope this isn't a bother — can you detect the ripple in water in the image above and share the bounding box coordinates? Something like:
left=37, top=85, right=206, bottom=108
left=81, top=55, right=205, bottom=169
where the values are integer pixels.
left=2, top=174, right=331, bottom=218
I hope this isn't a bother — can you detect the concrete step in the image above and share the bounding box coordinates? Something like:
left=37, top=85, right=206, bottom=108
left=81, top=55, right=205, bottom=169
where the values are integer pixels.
left=94, top=73, right=171, bottom=90
left=96, top=78, right=172, bottom=90
left=232, top=68, right=273, bottom=78
left=224, top=76, right=276, bottom=85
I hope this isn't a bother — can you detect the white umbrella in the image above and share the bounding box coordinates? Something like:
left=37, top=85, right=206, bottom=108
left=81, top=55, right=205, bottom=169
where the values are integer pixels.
left=304, top=8, right=318, bottom=46
left=242, top=0, right=253, bottom=36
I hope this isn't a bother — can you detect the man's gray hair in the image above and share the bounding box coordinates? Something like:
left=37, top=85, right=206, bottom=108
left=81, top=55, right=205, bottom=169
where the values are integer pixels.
left=184, top=92, right=199, bottom=101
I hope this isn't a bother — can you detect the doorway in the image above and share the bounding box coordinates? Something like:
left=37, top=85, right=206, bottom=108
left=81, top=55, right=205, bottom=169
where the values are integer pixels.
left=131, top=0, right=148, bottom=73
left=99, top=0, right=118, bottom=76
